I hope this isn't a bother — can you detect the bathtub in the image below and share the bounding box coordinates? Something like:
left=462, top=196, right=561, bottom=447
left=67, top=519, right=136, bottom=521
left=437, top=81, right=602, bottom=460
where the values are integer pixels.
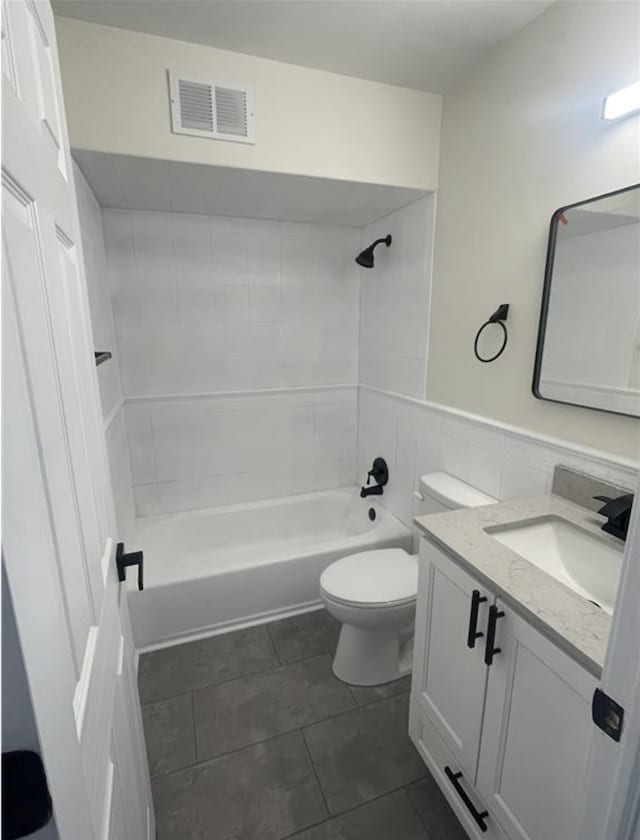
left=126, top=488, right=412, bottom=650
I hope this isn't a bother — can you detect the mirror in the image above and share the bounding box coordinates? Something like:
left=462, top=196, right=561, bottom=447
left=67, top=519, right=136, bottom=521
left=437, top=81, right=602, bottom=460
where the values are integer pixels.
left=533, top=184, right=640, bottom=418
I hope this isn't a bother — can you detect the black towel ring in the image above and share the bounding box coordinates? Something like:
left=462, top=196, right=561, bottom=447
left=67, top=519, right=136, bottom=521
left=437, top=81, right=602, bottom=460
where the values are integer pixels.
left=474, top=304, right=509, bottom=363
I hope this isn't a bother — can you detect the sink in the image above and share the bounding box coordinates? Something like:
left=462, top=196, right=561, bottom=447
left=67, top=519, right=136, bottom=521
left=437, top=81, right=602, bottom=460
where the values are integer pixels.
left=486, top=516, right=623, bottom=615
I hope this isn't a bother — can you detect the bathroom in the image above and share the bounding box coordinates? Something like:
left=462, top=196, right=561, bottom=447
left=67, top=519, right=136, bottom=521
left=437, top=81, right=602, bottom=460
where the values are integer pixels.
left=2, top=1, right=639, bottom=839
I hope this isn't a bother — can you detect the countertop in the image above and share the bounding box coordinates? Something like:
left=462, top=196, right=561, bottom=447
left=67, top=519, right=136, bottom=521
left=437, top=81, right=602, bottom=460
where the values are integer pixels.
left=414, top=495, right=622, bottom=677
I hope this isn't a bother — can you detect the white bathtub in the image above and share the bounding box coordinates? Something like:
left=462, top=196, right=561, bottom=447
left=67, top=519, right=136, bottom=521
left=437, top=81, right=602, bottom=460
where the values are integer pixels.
left=127, top=488, right=412, bottom=650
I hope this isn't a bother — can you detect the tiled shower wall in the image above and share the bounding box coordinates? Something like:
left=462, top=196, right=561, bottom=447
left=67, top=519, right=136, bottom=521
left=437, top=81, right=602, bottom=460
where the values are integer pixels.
left=102, top=209, right=361, bottom=516
left=359, top=197, right=435, bottom=399
left=74, top=164, right=135, bottom=539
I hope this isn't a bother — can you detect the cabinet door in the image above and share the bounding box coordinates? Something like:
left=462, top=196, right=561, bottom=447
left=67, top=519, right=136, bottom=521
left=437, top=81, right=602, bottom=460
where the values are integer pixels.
left=477, top=600, right=597, bottom=840
left=411, top=539, right=492, bottom=780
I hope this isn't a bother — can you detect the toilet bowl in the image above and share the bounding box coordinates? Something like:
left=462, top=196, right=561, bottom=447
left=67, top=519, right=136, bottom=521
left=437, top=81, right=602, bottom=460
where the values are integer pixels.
left=321, top=473, right=497, bottom=686
left=320, top=549, right=417, bottom=686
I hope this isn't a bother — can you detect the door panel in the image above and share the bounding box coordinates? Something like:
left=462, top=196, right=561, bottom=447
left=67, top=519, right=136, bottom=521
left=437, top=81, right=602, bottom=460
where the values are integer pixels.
left=2, top=2, right=153, bottom=837
left=2, top=179, right=93, bottom=667
left=411, top=539, right=491, bottom=780
left=477, top=601, right=596, bottom=840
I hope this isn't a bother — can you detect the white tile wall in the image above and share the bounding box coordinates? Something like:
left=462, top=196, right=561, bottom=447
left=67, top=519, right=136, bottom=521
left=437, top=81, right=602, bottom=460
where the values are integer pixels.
left=358, top=386, right=638, bottom=530
left=84, top=191, right=637, bottom=526
left=128, top=387, right=357, bottom=516
left=75, top=163, right=135, bottom=540
left=101, top=208, right=361, bottom=516
left=359, top=196, right=435, bottom=399
left=103, top=210, right=360, bottom=396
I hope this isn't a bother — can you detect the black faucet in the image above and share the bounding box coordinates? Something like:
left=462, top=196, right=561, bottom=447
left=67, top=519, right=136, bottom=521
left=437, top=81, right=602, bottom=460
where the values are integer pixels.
left=594, top=494, right=634, bottom=541
left=360, top=457, right=389, bottom=498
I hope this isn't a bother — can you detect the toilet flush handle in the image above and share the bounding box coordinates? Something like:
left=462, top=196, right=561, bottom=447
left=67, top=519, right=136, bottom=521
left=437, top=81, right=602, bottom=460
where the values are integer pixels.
left=413, top=490, right=424, bottom=501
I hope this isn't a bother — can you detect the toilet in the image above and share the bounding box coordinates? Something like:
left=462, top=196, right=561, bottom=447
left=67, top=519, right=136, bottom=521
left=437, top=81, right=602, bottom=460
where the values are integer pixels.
left=320, top=472, right=497, bottom=686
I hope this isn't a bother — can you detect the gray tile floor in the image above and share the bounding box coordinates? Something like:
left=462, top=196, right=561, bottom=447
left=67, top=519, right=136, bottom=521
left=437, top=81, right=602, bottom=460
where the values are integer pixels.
left=140, top=609, right=467, bottom=840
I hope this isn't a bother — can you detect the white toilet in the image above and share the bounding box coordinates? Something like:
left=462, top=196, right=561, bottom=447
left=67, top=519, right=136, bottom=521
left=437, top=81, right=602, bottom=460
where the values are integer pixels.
left=320, top=472, right=496, bottom=686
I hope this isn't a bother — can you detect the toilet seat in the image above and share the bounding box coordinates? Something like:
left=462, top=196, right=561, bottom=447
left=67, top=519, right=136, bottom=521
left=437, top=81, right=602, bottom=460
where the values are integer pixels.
left=320, top=549, right=417, bottom=608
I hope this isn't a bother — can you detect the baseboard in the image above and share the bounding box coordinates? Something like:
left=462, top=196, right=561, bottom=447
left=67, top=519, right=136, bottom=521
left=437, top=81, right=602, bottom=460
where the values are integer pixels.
left=136, top=599, right=324, bottom=655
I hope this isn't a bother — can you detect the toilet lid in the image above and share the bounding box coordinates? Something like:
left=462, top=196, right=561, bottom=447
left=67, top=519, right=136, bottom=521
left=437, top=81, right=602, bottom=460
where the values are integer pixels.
left=320, top=549, right=417, bottom=606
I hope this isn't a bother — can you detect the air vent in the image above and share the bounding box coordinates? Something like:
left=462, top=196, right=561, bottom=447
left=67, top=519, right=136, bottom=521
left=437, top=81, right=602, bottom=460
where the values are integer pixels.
left=169, top=71, right=255, bottom=144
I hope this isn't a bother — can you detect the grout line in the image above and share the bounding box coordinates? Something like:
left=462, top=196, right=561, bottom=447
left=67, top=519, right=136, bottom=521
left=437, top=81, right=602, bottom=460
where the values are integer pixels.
left=279, top=782, right=423, bottom=840
left=190, top=691, right=198, bottom=765
left=146, top=677, right=410, bottom=781
left=265, top=621, right=283, bottom=667
left=300, top=727, right=331, bottom=820
left=404, top=780, right=437, bottom=840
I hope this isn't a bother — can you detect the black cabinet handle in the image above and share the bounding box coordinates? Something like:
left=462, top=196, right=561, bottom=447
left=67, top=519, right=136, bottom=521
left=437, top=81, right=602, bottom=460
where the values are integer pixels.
left=484, top=604, right=504, bottom=666
left=444, top=766, right=489, bottom=832
left=467, top=589, right=487, bottom=649
left=116, top=542, right=144, bottom=591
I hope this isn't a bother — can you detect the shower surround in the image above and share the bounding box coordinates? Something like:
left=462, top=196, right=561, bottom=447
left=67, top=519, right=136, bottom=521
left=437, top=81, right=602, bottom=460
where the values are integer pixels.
left=103, top=209, right=362, bottom=516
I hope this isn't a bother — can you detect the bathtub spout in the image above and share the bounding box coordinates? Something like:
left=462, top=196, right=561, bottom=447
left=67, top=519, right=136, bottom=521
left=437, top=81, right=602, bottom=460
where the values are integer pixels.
left=360, top=485, right=383, bottom=498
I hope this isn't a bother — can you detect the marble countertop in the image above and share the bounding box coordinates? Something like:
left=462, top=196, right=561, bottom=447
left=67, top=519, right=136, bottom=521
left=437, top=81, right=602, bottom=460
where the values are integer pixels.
left=414, top=495, right=622, bottom=677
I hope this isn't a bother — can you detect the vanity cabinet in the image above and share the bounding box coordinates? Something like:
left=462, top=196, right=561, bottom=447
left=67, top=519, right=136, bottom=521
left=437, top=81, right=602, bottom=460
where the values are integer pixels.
left=410, top=539, right=597, bottom=840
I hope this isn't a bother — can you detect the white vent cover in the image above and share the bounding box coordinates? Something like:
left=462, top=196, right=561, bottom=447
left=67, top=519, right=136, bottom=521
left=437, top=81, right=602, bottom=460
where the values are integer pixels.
left=168, top=71, right=255, bottom=144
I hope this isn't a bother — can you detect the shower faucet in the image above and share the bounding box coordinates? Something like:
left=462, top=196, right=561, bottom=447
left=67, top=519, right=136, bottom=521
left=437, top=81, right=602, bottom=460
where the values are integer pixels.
left=360, top=457, right=389, bottom=498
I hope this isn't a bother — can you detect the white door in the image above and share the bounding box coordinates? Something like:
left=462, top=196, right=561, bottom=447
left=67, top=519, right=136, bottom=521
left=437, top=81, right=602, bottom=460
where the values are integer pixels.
left=411, top=539, right=492, bottom=780
left=2, top=1, right=153, bottom=838
left=477, top=600, right=596, bottom=840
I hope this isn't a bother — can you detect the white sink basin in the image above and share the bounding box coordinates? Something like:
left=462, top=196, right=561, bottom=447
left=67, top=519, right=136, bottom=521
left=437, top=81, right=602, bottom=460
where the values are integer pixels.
left=486, top=516, right=623, bottom=615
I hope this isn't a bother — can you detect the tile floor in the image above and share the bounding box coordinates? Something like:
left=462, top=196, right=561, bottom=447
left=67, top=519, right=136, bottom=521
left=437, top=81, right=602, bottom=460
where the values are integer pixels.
left=139, top=609, right=467, bottom=840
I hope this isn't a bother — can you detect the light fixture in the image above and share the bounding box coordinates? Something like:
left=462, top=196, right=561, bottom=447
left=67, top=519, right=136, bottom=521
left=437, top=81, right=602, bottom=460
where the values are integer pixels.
left=602, top=80, right=640, bottom=121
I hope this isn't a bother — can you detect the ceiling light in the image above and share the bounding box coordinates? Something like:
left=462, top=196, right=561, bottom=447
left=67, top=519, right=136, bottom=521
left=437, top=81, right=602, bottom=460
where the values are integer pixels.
left=602, top=81, right=640, bottom=121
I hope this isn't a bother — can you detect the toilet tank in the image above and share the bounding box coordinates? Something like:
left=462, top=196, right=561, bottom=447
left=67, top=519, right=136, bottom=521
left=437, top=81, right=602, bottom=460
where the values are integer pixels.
left=418, top=472, right=497, bottom=515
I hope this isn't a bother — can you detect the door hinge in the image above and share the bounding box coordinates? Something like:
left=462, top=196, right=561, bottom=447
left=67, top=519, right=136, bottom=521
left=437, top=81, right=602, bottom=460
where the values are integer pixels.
left=592, top=688, right=624, bottom=742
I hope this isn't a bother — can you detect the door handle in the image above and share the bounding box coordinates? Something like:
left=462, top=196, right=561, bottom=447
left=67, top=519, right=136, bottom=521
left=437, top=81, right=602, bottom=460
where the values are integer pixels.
left=116, top=543, right=144, bottom=591
left=444, top=766, right=489, bottom=832
left=467, top=589, right=487, bottom=649
left=484, top=604, right=504, bottom=666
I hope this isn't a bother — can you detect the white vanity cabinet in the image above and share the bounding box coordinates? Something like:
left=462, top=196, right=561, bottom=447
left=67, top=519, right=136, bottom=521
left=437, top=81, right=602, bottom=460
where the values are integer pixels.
left=410, top=539, right=597, bottom=840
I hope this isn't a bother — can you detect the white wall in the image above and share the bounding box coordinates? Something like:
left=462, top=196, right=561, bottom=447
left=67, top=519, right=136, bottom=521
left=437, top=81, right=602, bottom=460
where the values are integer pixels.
left=359, top=196, right=435, bottom=399
left=74, top=164, right=135, bottom=540
left=427, top=0, right=640, bottom=459
left=55, top=17, right=442, bottom=191
left=102, top=209, right=360, bottom=515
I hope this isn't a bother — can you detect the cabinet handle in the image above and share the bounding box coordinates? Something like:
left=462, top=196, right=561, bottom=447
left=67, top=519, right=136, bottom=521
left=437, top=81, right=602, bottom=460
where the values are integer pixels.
left=484, top=604, right=504, bottom=666
left=444, top=766, right=489, bottom=832
left=467, top=589, right=487, bottom=649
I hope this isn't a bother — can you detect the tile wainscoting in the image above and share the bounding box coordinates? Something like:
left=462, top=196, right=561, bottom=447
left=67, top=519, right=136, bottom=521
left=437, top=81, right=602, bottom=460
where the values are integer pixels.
left=126, top=385, right=358, bottom=517
left=358, top=386, right=639, bottom=530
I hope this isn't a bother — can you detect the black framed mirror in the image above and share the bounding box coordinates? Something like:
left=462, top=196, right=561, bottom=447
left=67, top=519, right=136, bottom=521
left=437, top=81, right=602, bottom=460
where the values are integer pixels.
left=532, top=184, right=640, bottom=418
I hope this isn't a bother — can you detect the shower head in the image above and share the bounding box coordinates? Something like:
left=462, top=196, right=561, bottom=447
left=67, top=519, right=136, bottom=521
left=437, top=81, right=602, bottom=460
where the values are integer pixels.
left=355, top=234, right=392, bottom=268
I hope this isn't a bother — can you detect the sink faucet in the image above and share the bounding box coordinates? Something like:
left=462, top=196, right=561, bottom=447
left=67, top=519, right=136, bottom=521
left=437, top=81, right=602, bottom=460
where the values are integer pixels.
left=594, top=493, right=634, bottom=541
left=360, top=457, right=389, bottom=498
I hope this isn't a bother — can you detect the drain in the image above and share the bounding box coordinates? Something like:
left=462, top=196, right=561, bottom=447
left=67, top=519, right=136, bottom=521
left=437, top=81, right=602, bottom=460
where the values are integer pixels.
left=368, top=507, right=376, bottom=522
left=587, top=599, right=602, bottom=610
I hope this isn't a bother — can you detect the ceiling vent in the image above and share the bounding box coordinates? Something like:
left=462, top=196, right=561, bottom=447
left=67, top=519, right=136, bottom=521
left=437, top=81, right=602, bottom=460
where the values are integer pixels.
left=168, top=71, right=255, bottom=144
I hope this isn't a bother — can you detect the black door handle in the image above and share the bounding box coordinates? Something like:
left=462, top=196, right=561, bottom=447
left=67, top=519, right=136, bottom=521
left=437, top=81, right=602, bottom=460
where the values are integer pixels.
left=116, top=543, right=144, bottom=591
left=484, top=604, right=504, bottom=666
left=444, top=766, right=489, bottom=832
left=467, top=589, right=487, bottom=649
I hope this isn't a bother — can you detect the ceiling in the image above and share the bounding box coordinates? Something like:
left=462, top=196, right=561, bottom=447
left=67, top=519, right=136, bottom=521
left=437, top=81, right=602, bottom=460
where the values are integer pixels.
left=73, top=150, right=429, bottom=226
left=53, top=0, right=553, bottom=93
